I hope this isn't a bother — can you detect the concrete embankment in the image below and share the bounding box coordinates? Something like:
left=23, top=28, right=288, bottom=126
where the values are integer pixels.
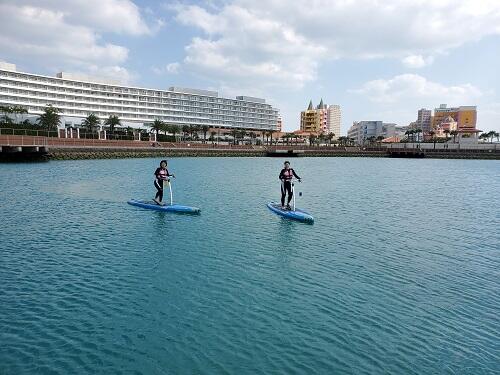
left=48, top=147, right=391, bottom=160
left=48, top=147, right=267, bottom=160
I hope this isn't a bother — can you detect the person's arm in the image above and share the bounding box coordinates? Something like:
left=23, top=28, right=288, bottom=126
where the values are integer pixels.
left=166, top=169, right=175, bottom=178
left=154, top=168, right=160, bottom=179
left=292, top=169, right=301, bottom=181
left=278, top=169, right=284, bottom=180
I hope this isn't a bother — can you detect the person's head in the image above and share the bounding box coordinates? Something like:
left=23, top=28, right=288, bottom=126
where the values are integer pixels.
left=160, top=160, right=168, bottom=168
left=284, top=161, right=290, bottom=169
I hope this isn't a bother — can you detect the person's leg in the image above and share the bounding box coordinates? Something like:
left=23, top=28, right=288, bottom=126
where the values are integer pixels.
left=281, top=182, right=286, bottom=207
left=154, top=180, right=163, bottom=203
left=286, top=182, right=293, bottom=207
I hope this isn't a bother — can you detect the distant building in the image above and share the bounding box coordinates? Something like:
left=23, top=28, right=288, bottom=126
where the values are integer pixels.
left=416, top=108, right=432, bottom=133
left=435, top=116, right=457, bottom=138
left=277, top=116, right=282, bottom=132
left=300, top=99, right=339, bottom=135
left=347, top=121, right=397, bottom=145
left=0, top=62, right=279, bottom=131
left=327, top=104, right=341, bottom=139
left=432, top=104, right=477, bottom=132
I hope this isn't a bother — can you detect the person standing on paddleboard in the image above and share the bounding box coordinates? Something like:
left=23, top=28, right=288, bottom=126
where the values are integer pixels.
left=279, top=161, right=301, bottom=210
left=154, top=160, right=175, bottom=205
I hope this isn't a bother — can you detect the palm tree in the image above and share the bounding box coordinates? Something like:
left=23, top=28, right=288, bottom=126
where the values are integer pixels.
left=150, top=119, right=164, bottom=137
left=210, top=131, right=217, bottom=144
left=450, top=130, right=458, bottom=143
left=429, top=130, right=437, bottom=149
left=238, top=129, right=246, bottom=144
left=487, top=130, right=499, bottom=143
left=0, top=105, right=13, bottom=124
left=415, top=129, right=423, bottom=142
left=268, top=131, right=274, bottom=146
left=479, top=133, right=489, bottom=143
left=11, top=106, right=27, bottom=125
left=376, top=135, right=384, bottom=146
left=444, top=129, right=450, bottom=141
left=494, top=131, right=500, bottom=143
left=81, top=113, right=101, bottom=134
left=201, top=125, right=209, bottom=143
left=104, top=115, right=121, bottom=137
left=405, top=129, right=414, bottom=142
left=170, top=124, right=180, bottom=141
left=309, top=134, right=316, bottom=146
left=249, top=132, right=257, bottom=145
left=182, top=125, right=190, bottom=141
left=36, top=105, right=61, bottom=131
left=161, top=122, right=171, bottom=136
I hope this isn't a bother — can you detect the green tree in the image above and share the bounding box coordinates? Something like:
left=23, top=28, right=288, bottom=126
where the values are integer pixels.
left=450, top=130, right=458, bottom=143
left=150, top=119, right=164, bottom=137
left=81, top=113, right=101, bottom=133
left=429, top=131, right=437, bottom=149
left=209, top=131, right=217, bottom=143
left=11, top=106, right=28, bottom=125
left=376, top=135, right=384, bottom=146
left=0, top=105, right=13, bottom=124
left=169, top=124, right=180, bottom=141
left=36, top=105, right=61, bottom=131
left=309, top=134, right=316, bottom=146
left=104, top=115, right=121, bottom=136
left=444, top=129, right=450, bottom=141
left=201, top=125, right=209, bottom=143
left=182, top=124, right=190, bottom=140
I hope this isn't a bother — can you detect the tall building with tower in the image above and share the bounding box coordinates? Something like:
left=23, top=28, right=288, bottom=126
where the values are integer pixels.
left=300, top=99, right=340, bottom=136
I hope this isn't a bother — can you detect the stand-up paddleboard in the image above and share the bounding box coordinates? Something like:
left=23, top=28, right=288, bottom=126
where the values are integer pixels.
left=128, top=179, right=200, bottom=214
left=127, top=199, right=200, bottom=214
left=266, top=202, right=313, bottom=223
left=267, top=182, right=313, bottom=223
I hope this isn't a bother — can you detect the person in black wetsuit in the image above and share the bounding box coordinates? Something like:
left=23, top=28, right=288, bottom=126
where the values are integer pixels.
left=279, top=161, right=301, bottom=210
left=153, top=160, right=175, bottom=205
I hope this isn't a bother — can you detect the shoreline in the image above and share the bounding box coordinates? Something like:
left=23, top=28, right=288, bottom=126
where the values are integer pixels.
left=44, top=147, right=500, bottom=161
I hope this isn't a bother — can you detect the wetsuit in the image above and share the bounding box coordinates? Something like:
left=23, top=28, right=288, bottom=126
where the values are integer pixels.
left=154, top=167, right=171, bottom=202
left=279, top=168, right=301, bottom=207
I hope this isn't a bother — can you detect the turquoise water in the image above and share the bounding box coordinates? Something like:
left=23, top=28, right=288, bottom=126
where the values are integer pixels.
left=1, top=157, right=499, bottom=374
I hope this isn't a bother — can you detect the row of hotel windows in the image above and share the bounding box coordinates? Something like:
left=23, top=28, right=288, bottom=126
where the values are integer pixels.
left=0, top=82, right=276, bottom=116
left=0, top=99, right=277, bottom=127
left=0, top=95, right=276, bottom=123
left=0, top=72, right=269, bottom=108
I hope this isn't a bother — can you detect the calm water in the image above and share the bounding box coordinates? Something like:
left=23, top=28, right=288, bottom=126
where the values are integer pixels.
left=0, top=157, right=499, bottom=374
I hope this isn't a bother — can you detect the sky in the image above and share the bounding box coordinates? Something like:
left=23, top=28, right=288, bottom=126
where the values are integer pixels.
left=1, top=0, right=500, bottom=134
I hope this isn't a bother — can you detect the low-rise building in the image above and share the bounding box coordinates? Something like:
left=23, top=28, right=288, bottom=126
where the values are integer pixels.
left=347, top=121, right=397, bottom=145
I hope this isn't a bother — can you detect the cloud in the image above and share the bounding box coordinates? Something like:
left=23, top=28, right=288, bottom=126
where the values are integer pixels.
left=402, top=55, right=434, bottom=68
left=153, top=62, right=181, bottom=75
left=170, top=0, right=500, bottom=89
left=0, top=1, right=156, bottom=83
left=172, top=4, right=326, bottom=89
left=350, top=74, right=483, bottom=104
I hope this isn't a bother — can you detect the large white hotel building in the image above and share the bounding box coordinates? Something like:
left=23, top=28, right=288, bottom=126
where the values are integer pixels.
left=0, top=62, right=279, bottom=131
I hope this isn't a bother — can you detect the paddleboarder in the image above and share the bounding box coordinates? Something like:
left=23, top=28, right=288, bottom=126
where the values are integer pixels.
left=154, top=160, right=175, bottom=205
left=279, top=161, right=301, bottom=210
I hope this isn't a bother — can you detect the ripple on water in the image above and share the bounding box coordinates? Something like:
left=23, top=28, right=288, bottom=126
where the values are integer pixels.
left=0, top=158, right=499, bottom=374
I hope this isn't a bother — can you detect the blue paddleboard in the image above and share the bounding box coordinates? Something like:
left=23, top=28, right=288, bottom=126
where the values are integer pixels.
left=127, top=199, right=200, bottom=214
left=266, top=202, right=314, bottom=223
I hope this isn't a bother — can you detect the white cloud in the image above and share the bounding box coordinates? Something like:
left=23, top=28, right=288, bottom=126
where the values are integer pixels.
left=153, top=62, right=181, bottom=75
left=350, top=74, right=483, bottom=104
left=0, top=1, right=155, bottom=83
left=402, top=55, right=434, bottom=69
left=172, top=4, right=326, bottom=89
left=170, top=0, right=500, bottom=89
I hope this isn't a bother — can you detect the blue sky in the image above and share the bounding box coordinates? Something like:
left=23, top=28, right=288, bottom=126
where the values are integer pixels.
left=1, top=0, right=499, bottom=134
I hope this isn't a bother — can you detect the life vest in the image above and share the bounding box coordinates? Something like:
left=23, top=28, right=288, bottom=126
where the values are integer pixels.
left=283, top=168, right=294, bottom=180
